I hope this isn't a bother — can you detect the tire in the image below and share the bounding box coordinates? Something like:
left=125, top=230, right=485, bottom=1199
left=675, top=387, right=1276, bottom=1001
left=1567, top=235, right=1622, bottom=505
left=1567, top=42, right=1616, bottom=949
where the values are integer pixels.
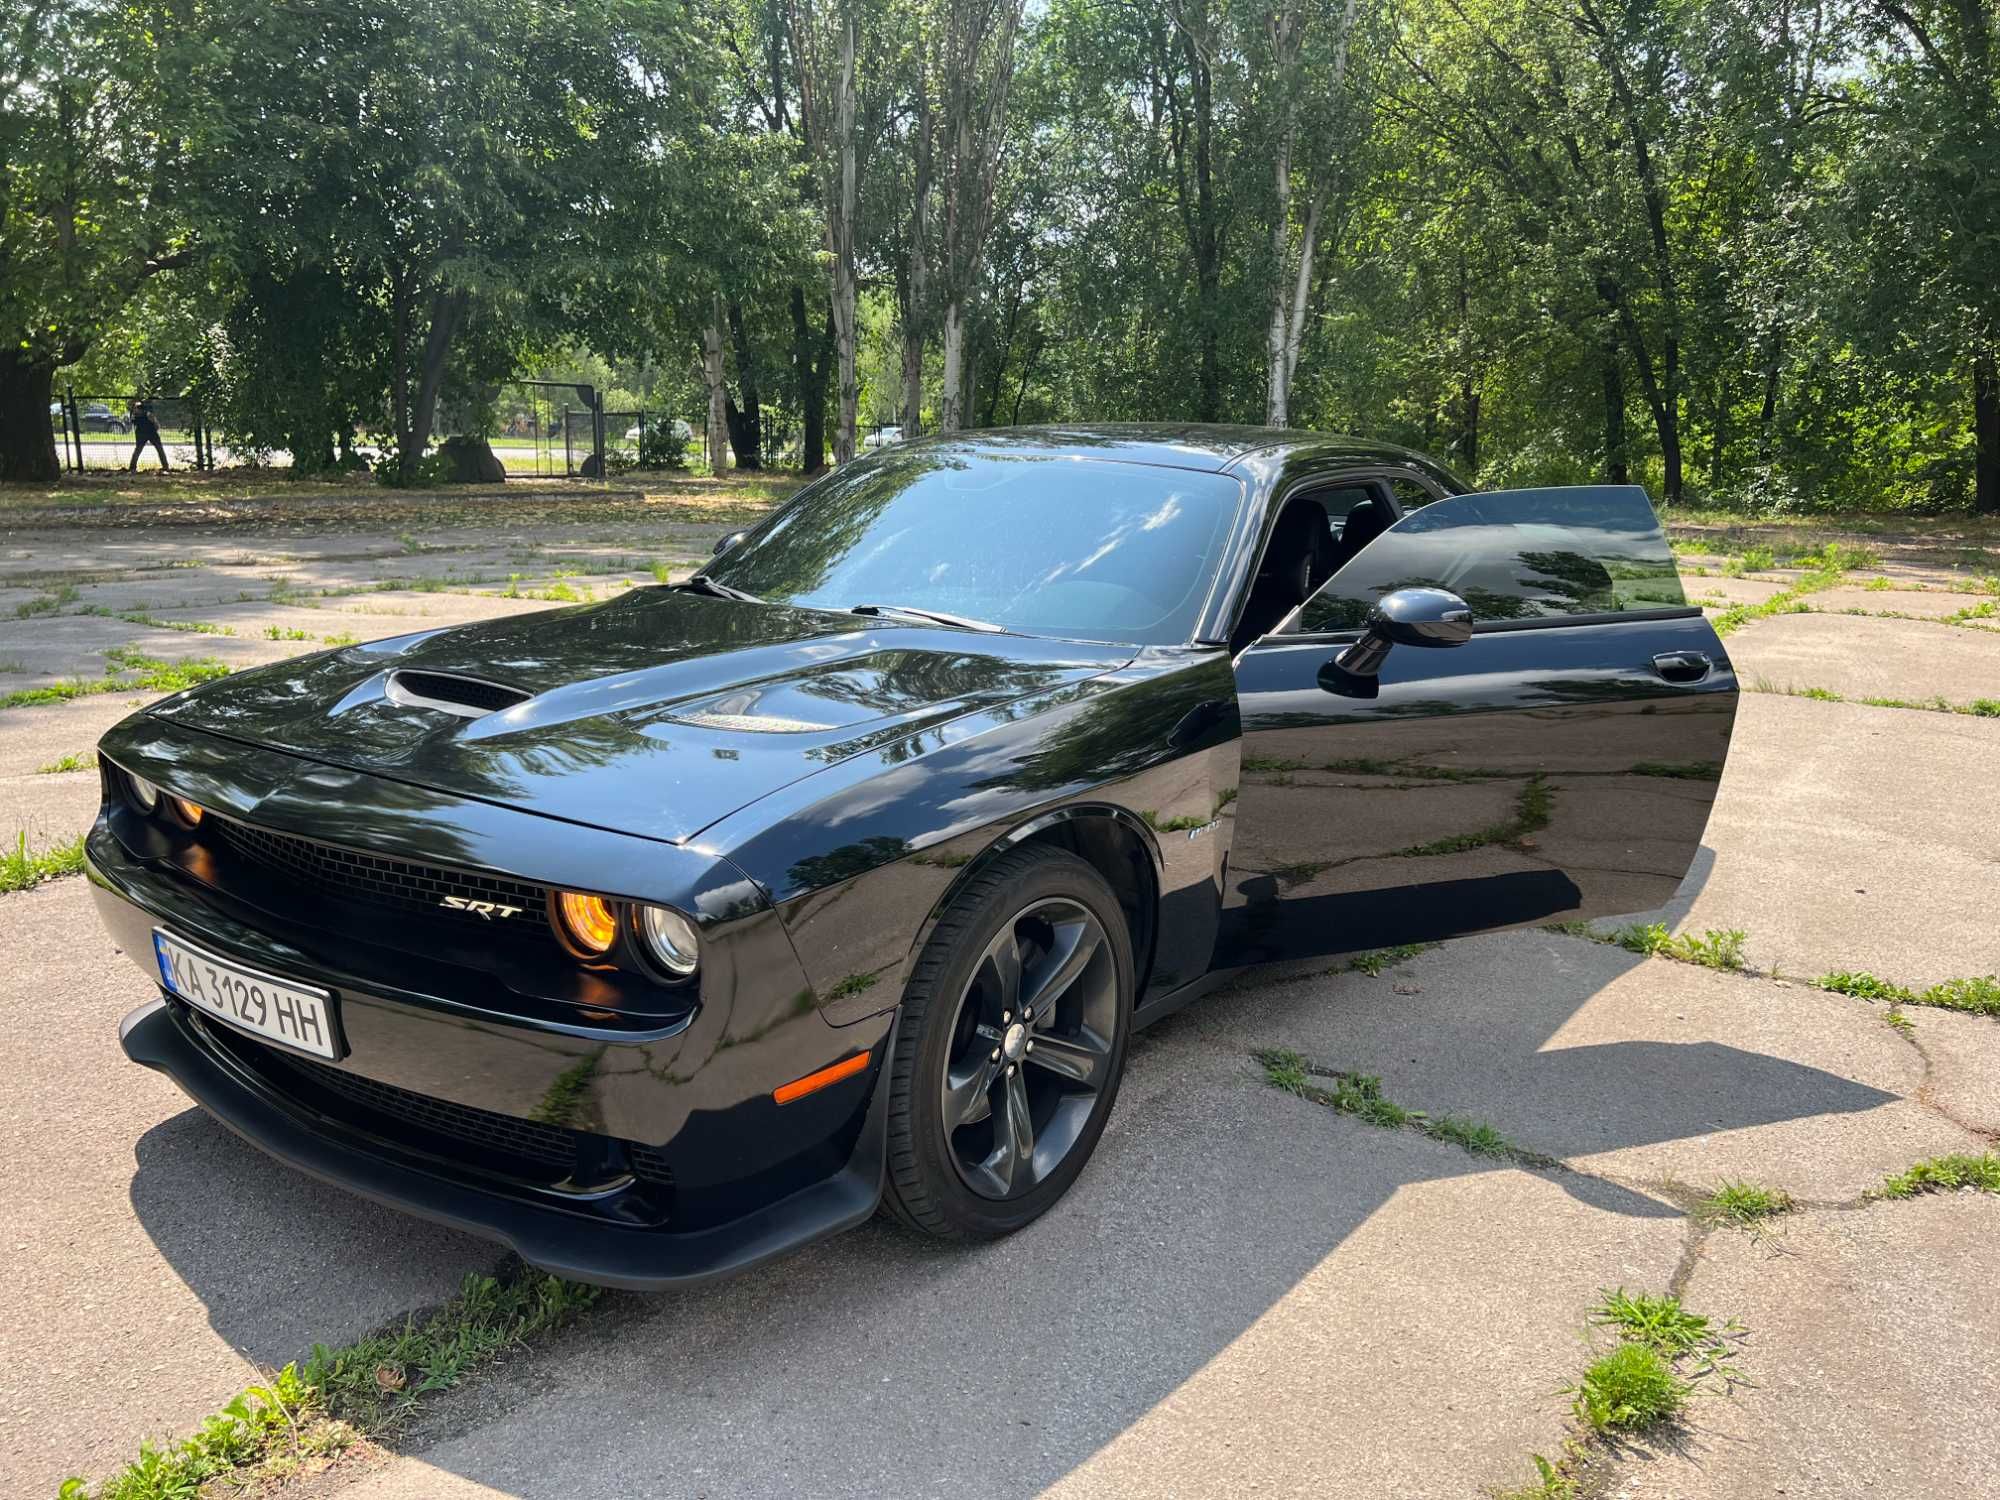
left=883, top=844, right=1135, bottom=1239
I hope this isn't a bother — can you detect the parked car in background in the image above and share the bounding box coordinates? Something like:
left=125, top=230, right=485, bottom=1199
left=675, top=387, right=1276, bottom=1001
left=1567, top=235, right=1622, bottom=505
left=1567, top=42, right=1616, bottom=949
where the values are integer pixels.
left=623, top=418, right=694, bottom=445
left=89, top=425, right=1736, bottom=1290
left=77, top=401, right=131, bottom=434
left=862, top=424, right=903, bottom=450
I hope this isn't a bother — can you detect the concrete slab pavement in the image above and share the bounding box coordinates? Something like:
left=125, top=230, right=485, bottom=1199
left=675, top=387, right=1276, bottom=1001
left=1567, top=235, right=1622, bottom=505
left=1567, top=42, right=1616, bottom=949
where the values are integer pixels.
left=1611, top=1194, right=2000, bottom=1500
left=1637, top=693, right=2000, bottom=985
left=1725, top=612, right=2000, bottom=701
left=0, top=882, right=497, bottom=1497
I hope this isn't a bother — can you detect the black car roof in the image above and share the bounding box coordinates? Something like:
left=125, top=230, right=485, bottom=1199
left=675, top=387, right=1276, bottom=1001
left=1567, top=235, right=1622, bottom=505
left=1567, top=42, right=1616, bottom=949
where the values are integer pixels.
left=895, top=424, right=1444, bottom=476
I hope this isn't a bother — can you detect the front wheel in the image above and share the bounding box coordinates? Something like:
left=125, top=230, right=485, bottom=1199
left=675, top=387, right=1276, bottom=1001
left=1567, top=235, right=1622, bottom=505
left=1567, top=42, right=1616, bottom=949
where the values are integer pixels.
left=883, top=845, right=1134, bottom=1239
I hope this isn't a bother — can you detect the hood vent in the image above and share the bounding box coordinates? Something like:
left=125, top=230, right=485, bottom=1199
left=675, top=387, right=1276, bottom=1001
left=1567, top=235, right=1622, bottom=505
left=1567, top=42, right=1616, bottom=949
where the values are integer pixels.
left=385, top=670, right=531, bottom=719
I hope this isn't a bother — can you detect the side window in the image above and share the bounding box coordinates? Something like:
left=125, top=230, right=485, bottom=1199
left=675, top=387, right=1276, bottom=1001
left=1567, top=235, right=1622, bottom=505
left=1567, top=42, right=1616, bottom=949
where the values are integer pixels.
left=1284, top=484, right=1685, bottom=635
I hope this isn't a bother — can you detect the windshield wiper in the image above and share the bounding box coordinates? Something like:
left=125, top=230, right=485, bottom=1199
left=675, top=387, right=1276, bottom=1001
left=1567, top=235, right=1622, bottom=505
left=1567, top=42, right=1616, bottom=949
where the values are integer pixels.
left=849, top=603, right=1004, bottom=634
left=680, top=574, right=761, bottom=604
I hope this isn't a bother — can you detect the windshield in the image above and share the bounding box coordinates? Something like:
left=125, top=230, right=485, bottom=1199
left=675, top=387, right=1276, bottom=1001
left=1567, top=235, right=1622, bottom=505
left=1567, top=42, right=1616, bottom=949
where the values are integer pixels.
left=702, top=446, right=1244, bottom=646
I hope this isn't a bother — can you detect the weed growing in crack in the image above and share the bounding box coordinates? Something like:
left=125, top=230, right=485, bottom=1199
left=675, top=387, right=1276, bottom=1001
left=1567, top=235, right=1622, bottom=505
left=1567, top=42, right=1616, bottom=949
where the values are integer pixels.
left=60, top=1270, right=601, bottom=1498
left=1567, top=1343, right=1690, bottom=1433
left=1816, top=970, right=2000, bottom=1018
left=1348, top=942, right=1434, bottom=976
left=1590, top=1290, right=1724, bottom=1357
left=1426, top=1114, right=1513, bottom=1156
left=1491, top=1453, right=1580, bottom=1500
left=1696, top=1181, right=1797, bottom=1228
left=1877, top=1153, right=2000, bottom=1199
left=1610, top=923, right=1747, bottom=971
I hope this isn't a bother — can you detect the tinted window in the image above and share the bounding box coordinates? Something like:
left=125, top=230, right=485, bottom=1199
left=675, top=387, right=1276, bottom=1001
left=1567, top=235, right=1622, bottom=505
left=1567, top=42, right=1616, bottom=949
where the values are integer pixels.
left=704, top=446, right=1244, bottom=646
left=1285, top=484, right=1685, bottom=634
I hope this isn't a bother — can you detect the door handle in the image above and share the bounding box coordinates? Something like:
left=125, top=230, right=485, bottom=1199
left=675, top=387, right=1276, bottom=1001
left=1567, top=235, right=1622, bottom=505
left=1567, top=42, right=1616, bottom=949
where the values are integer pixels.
left=1651, top=650, right=1711, bottom=683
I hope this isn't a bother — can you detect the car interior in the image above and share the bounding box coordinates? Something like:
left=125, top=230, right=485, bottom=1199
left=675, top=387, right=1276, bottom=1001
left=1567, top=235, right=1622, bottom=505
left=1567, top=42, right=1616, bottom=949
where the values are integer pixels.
left=1230, top=480, right=1402, bottom=651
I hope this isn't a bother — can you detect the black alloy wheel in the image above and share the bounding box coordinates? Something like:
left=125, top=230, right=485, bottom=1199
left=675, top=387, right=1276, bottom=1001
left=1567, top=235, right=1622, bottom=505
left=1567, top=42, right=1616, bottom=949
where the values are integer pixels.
left=883, top=844, right=1134, bottom=1238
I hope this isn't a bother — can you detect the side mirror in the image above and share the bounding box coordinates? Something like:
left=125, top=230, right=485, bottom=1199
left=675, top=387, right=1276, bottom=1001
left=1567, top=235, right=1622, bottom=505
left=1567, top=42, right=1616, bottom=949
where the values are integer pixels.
left=712, top=529, right=748, bottom=557
left=1321, top=587, right=1473, bottom=696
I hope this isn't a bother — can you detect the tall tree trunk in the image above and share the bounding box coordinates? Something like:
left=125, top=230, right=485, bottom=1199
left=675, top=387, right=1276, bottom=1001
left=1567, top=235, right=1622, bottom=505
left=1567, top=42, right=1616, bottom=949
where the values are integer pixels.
left=1193, top=58, right=1221, bottom=423
left=829, top=11, right=860, bottom=462
left=1757, top=333, right=1783, bottom=471
left=939, top=300, right=969, bottom=432
left=901, top=332, right=925, bottom=436
left=702, top=296, right=730, bottom=475
left=790, top=284, right=831, bottom=473
left=726, top=302, right=763, bottom=469
left=402, top=287, right=468, bottom=485
left=1264, top=100, right=1295, bottom=427
left=1602, top=334, right=1629, bottom=485
left=1976, top=351, right=2000, bottom=515
left=0, top=352, right=60, bottom=483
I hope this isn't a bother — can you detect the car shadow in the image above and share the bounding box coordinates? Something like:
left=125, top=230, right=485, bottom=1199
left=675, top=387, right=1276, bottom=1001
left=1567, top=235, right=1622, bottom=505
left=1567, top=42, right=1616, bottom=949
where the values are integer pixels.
left=123, top=878, right=1903, bottom=1497
left=128, top=1110, right=498, bottom=1367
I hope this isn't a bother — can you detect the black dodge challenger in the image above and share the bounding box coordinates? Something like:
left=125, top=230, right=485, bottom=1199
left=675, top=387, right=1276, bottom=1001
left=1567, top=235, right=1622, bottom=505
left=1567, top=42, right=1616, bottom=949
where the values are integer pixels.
left=88, top=425, right=1736, bottom=1287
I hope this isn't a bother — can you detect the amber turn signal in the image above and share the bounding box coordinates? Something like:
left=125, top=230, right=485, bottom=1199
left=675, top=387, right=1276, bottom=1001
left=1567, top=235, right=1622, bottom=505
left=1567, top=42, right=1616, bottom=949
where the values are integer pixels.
left=169, top=797, right=204, bottom=827
left=553, top=890, right=619, bottom=956
left=773, top=1050, right=871, bottom=1105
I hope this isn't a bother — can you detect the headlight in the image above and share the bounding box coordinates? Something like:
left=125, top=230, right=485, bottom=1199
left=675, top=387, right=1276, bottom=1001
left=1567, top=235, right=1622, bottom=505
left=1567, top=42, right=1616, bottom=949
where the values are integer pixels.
left=126, top=774, right=160, bottom=813
left=553, top=890, right=619, bottom=957
left=636, top=904, right=700, bottom=978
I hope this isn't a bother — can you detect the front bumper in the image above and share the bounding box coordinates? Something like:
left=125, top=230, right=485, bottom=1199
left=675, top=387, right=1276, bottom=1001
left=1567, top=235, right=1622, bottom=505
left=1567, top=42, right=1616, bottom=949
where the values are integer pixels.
left=85, top=710, right=898, bottom=1289
left=121, top=997, right=892, bottom=1289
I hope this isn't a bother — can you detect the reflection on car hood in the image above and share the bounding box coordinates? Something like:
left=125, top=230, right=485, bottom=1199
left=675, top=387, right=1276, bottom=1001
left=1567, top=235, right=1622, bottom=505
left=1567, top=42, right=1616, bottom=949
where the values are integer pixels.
left=150, top=588, right=1133, bottom=844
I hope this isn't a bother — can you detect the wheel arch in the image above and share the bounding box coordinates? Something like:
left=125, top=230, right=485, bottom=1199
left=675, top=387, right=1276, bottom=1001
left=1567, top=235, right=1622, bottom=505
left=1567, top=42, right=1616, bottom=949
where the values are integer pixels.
left=909, top=804, right=1163, bottom=1001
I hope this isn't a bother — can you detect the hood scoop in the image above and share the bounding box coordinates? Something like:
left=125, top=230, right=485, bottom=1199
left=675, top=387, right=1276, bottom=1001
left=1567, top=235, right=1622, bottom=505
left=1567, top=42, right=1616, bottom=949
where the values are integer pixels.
left=384, top=670, right=532, bottom=720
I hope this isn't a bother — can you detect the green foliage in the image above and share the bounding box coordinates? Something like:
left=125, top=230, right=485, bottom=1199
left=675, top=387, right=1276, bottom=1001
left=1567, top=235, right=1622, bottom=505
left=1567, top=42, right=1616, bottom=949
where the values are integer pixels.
left=1569, top=1342, right=1690, bottom=1433
left=1877, top=1153, right=2000, bottom=1199
left=1590, top=1290, right=1717, bottom=1357
left=1816, top=970, right=2000, bottom=1017
left=63, top=1272, right=599, bottom=1498
left=1610, top=924, right=1747, bottom=971
left=1492, top=1454, right=1579, bottom=1500
left=1, top=831, right=89, bottom=893
left=1349, top=943, right=1433, bottom=976
left=1697, top=1181, right=1797, bottom=1227
left=35, top=752, right=97, bottom=774
left=0, top=651, right=230, bottom=711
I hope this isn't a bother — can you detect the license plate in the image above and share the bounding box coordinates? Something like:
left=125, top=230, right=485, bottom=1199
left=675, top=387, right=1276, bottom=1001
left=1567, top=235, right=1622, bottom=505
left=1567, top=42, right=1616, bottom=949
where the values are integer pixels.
left=153, top=930, right=340, bottom=1060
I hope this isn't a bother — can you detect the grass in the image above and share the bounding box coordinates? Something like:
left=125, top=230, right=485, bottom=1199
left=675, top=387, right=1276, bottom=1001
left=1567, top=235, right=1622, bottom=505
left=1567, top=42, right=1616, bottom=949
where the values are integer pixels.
left=1588, top=1289, right=1726, bottom=1358
left=88, top=607, right=235, bottom=635
left=1754, top=679, right=2000, bottom=717
left=16, top=583, right=81, bottom=617
left=1877, top=1152, right=2000, bottom=1199
left=1141, top=809, right=1211, bottom=833
left=1348, top=942, right=1434, bottom=975
left=0, top=648, right=231, bottom=711
left=264, top=624, right=314, bottom=640
left=1607, top=922, right=1747, bottom=971
left=1629, top=760, right=1722, bottom=780
left=1566, top=1288, right=1743, bottom=1435
left=1256, top=1048, right=1547, bottom=1162
left=1695, top=1180, right=1797, bottom=1227
left=1568, top=1342, right=1691, bottom=1433
left=1393, top=775, right=1551, bottom=858
left=61, top=1269, right=600, bottom=1499
left=0, top=830, right=89, bottom=893
left=1816, top=970, right=2000, bottom=1018
left=36, top=751, right=97, bottom=774
left=1492, top=1454, right=1580, bottom=1500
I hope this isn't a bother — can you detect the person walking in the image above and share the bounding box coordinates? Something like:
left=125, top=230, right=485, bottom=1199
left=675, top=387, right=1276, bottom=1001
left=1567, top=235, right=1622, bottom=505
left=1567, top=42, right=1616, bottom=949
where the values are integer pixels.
left=128, top=397, right=170, bottom=471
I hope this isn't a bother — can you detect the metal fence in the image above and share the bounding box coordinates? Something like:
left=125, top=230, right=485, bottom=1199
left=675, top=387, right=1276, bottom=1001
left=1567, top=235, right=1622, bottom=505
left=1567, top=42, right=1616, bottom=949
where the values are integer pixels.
left=51, top=389, right=215, bottom=471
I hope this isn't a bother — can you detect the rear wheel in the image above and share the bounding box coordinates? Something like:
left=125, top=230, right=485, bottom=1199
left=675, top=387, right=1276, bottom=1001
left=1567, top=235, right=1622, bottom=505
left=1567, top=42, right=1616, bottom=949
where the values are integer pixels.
left=883, top=845, right=1134, bottom=1238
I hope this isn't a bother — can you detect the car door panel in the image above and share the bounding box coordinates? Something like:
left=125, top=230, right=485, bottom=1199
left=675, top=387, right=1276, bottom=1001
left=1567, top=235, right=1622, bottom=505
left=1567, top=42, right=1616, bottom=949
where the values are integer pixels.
left=1220, top=485, right=1735, bottom=967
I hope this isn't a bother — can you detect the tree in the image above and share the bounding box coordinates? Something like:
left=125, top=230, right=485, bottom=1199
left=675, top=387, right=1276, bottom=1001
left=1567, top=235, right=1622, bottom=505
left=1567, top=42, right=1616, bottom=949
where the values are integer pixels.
left=0, top=1, right=208, bottom=481
left=197, top=0, right=697, bottom=483
left=1843, top=0, right=2000, bottom=511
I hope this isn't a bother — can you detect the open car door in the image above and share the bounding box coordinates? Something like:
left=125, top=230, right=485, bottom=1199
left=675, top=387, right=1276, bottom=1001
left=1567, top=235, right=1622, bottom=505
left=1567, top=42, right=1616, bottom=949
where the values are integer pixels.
left=1220, top=484, right=1736, bottom=968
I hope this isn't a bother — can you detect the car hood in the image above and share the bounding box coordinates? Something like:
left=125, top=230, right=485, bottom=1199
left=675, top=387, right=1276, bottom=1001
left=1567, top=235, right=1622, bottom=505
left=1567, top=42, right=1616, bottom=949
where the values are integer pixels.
left=149, top=588, right=1133, bottom=844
